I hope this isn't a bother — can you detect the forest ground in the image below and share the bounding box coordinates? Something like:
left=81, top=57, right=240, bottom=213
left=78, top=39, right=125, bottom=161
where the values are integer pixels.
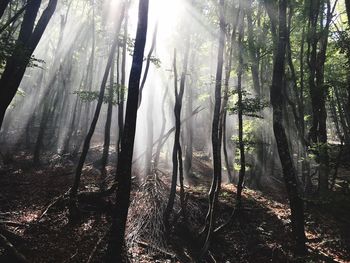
left=0, top=149, right=350, bottom=262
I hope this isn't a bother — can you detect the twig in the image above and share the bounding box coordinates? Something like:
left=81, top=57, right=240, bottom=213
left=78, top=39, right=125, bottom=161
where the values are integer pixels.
left=214, top=208, right=239, bottom=234
left=0, top=221, right=28, bottom=228
left=136, top=239, right=176, bottom=258
left=208, top=250, right=217, bottom=263
left=0, top=226, right=25, bottom=243
left=37, top=188, right=71, bottom=220
left=86, top=231, right=108, bottom=263
left=0, top=233, right=28, bottom=263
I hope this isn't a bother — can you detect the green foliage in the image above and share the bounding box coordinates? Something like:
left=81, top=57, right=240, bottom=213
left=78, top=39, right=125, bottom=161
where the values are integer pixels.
left=126, top=37, right=135, bottom=55
left=307, top=142, right=329, bottom=162
left=198, top=93, right=210, bottom=102
left=227, top=90, right=269, bottom=118
left=0, top=35, right=45, bottom=71
left=0, top=36, right=15, bottom=70
left=74, top=90, right=100, bottom=102
left=74, top=83, right=126, bottom=105
left=335, top=29, right=350, bottom=61
left=149, top=56, right=161, bottom=68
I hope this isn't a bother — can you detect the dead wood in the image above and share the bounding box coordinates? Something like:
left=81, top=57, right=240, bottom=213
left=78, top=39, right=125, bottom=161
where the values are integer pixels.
left=0, top=233, right=28, bottom=263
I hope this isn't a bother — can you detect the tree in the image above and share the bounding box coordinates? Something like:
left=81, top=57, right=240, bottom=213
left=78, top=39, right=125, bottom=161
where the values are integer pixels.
left=270, top=0, right=307, bottom=255
left=307, top=0, right=336, bottom=194
left=106, top=0, right=149, bottom=261
left=100, top=51, right=116, bottom=181
left=164, top=47, right=188, bottom=229
left=0, top=0, right=10, bottom=20
left=236, top=7, right=246, bottom=206
left=69, top=2, right=125, bottom=220
left=116, top=2, right=129, bottom=159
left=0, top=0, right=58, bottom=130
left=200, top=0, right=225, bottom=258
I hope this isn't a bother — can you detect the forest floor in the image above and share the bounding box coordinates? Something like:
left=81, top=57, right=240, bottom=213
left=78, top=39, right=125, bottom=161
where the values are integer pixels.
left=0, top=150, right=350, bottom=262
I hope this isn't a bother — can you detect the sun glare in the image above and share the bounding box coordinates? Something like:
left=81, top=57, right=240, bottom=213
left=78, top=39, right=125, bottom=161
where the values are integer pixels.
left=151, top=0, right=184, bottom=29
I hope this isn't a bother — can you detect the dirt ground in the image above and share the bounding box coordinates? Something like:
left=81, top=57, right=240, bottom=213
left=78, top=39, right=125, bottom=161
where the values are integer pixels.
left=0, top=151, right=350, bottom=262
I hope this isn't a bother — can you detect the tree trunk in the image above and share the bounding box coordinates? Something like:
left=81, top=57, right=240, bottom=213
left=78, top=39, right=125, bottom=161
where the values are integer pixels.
left=145, top=93, right=154, bottom=174
left=164, top=47, right=188, bottom=228
left=141, top=23, right=159, bottom=174
left=138, top=23, right=158, bottom=108
left=69, top=3, right=125, bottom=220
left=236, top=9, right=246, bottom=206
left=0, top=0, right=58, bottom=130
left=101, top=53, right=116, bottom=181
left=154, top=86, right=169, bottom=168
left=117, top=4, right=129, bottom=160
left=221, top=7, right=239, bottom=183
left=307, top=0, right=334, bottom=194
left=200, top=0, right=225, bottom=258
left=106, top=0, right=149, bottom=261
left=270, top=0, right=307, bottom=255
left=0, top=0, right=10, bottom=19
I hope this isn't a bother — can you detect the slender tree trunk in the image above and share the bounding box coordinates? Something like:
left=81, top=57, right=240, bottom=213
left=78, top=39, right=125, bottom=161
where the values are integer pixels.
left=270, top=0, right=307, bottom=255
left=32, top=8, right=72, bottom=163
left=154, top=86, right=169, bottom=168
left=82, top=8, right=96, bottom=144
left=164, top=47, right=187, bottom=228
left=345, top=0, right=350, bottom=122
left=167, top=51, right=180, bottom=228
left=117, top=5, right=129, bottom=161
left=334, top=87, right=350, bottom=143
left=246, top=0, right=264, bottom=188
left=62, top=95, right=80, bottom=154
left=106, top=1, right=149, bottom=261
left=0, top=0, right=58, bottom=130
left=200, top=0, right=225, bottom=258
left=236, top=9, right=246, bottom=206
left=141, top=23, right=159, bottom=174
left=0, top=3, right=28, bottom=35
left=221, top=7, right=239, bottom=183
left=138, top=23, right=158, bottom=108
left=307, top=0, right=334, bottom=194
left=145, top=93, right=154, bottom=174
left=101, top=53, right=116, bottom=180
left=0, top=0, right=9, bottom=19
left=69, top=4, right=125, bottom=220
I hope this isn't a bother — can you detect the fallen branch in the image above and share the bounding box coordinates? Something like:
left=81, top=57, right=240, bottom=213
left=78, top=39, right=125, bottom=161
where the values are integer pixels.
left=0, top=226, right=25, bottom=243
left=214, top=208, right=239, bottom=234
left=86, top=231, right=108, bottom=263
left=0, top=221, right=28, bottom=228
left=208, top=250, right=217, bottom=263
left=0, top=233, right=28, bottom=263
left=37, top=188, right=71, bottom=220
left=136, top=239, right=176, bottom=258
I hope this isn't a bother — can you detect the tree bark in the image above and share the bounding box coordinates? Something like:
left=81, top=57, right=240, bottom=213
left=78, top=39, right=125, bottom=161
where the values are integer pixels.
left=154, top=86, right=169, bottom=168
left=69, top=3, right=125, bottom=220
left=270, top=0, right=307, bottom=255
left=117, top=4, right=129, bottom=160
left=106, top=0, right=149, bottom=261
left=0, top=0, right=58, bottom=130
left=101, top=52, right=116, bottom=181
left=141, top=23, right=159, bottom=174
left=236, top=9, right=246, bottom=206
left=200, top=0, right=225, bottom=258
left=0, top=0, right=10, bottom=20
